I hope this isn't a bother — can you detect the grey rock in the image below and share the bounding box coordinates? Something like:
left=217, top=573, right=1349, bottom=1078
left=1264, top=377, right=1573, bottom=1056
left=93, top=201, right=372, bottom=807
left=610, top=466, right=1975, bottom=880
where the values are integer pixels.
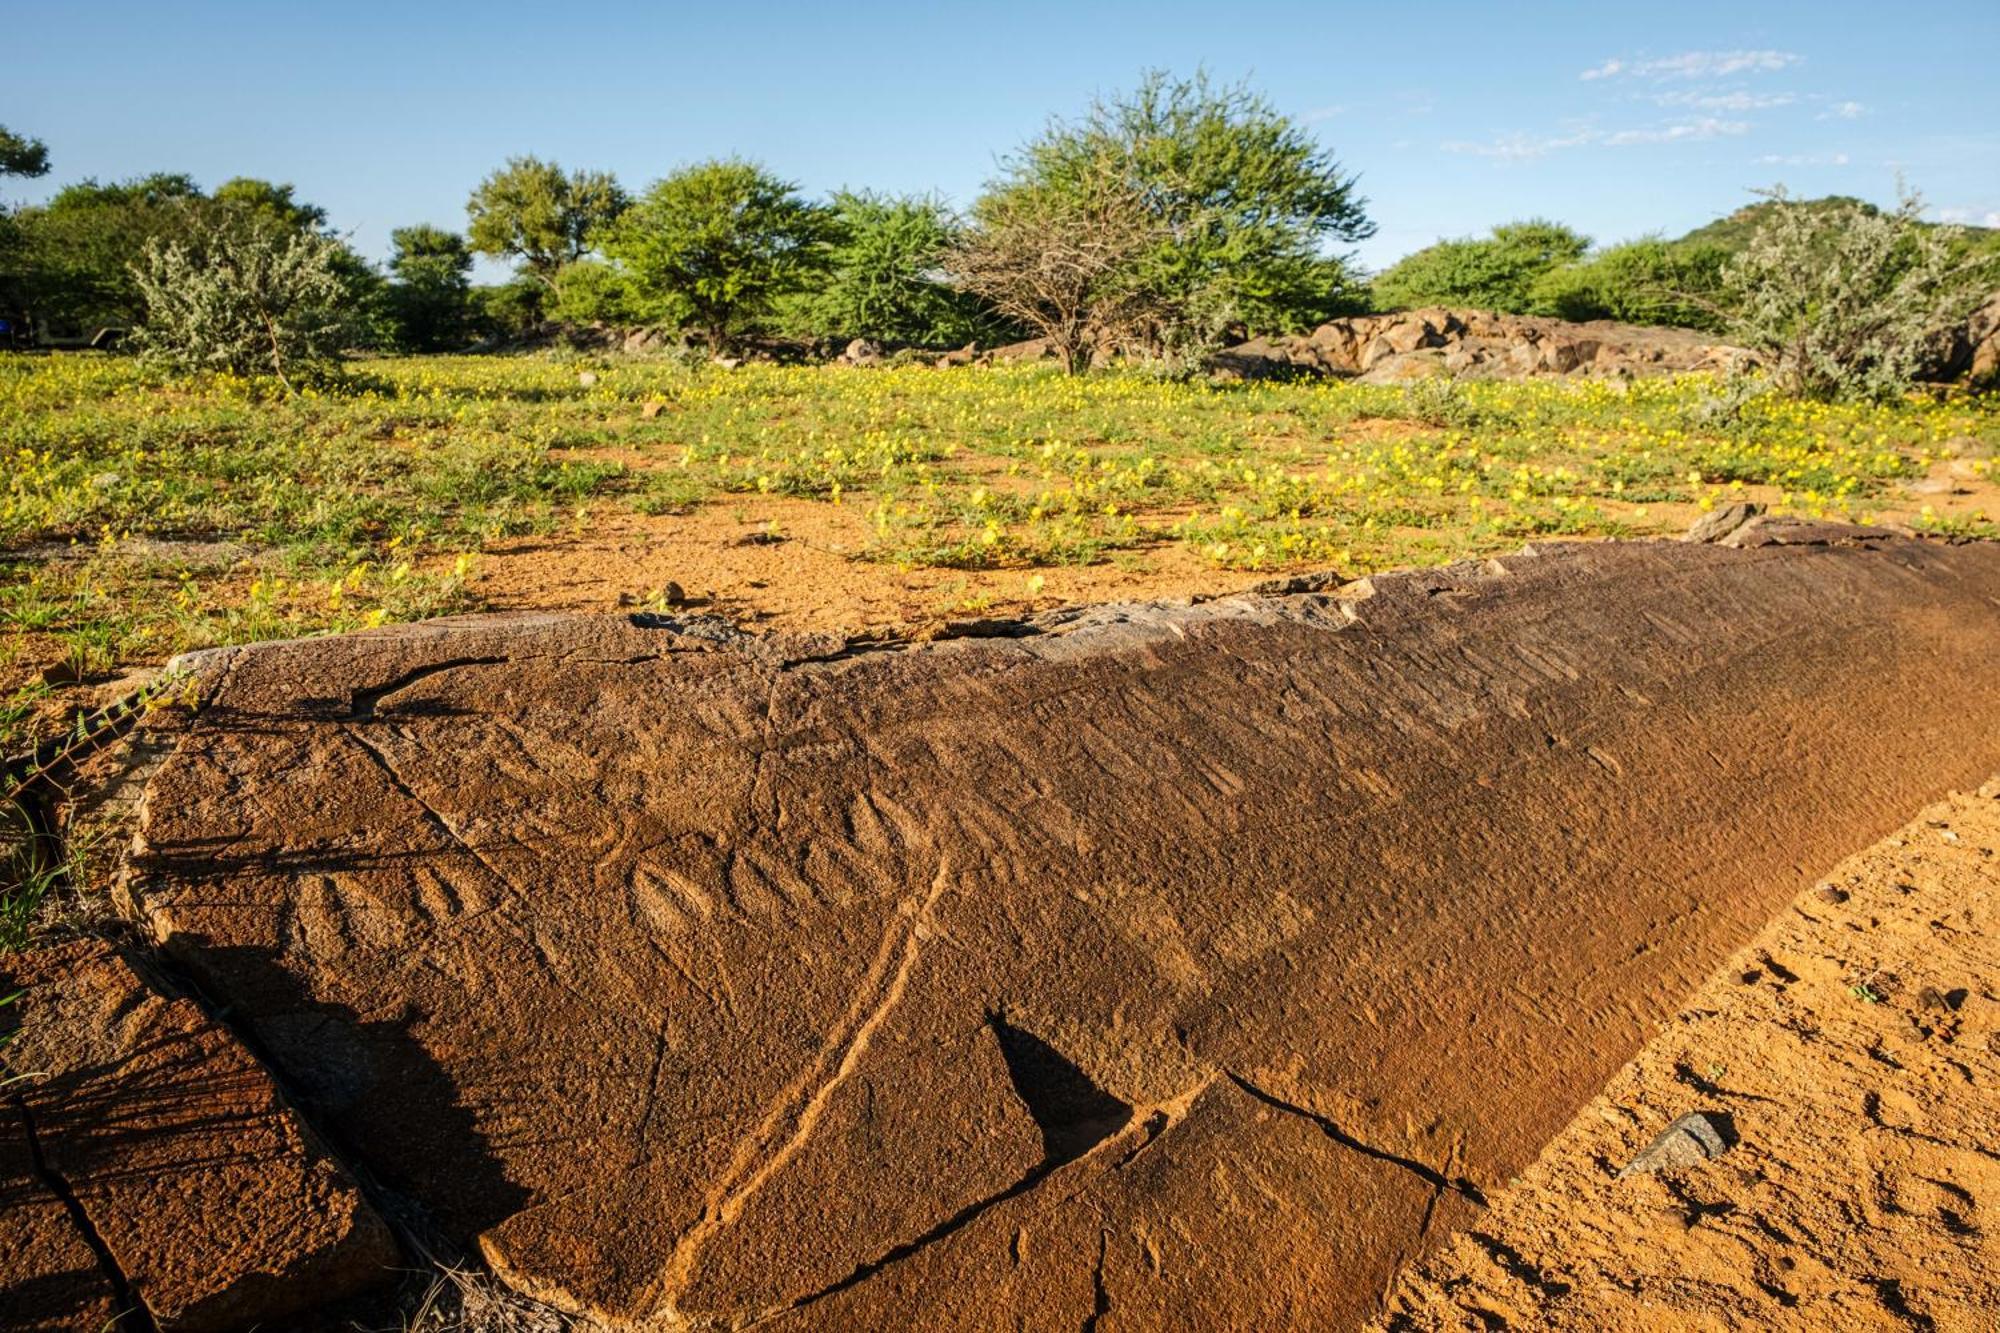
left=1616, top=1111, right=1734, bottom=1179
left=1684, top=502, right=1764, bottom=544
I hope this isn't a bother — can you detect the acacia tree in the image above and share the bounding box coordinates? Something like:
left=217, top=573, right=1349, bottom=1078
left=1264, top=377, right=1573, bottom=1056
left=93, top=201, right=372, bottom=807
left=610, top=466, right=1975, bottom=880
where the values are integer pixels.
left=983, top=71, right=1374, bottom=362
left=466, top=156, right=625, bottom=302
left=948, top=157, right=1162, bottom=374
left=602, top=160, right=831, bottom=350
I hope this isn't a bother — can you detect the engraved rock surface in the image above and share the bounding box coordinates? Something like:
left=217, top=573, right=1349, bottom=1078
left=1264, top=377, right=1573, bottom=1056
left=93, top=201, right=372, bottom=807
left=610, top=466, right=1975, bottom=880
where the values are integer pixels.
left=116, top=533, right=2000, bottom=1329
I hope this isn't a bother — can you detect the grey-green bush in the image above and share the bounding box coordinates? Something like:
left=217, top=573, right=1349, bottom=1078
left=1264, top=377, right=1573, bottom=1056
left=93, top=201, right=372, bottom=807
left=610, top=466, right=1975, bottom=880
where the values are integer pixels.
left=1720, top=188, right=1999, bottom=400
left=131, top=213, right=357, bottom=385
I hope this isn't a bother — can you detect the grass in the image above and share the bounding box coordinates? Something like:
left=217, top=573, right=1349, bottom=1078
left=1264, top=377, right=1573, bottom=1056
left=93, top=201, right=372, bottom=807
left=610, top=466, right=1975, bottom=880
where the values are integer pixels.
left=2, top=349, right=1997, bottom=936
left=3, top=351, right=1993, bottom=683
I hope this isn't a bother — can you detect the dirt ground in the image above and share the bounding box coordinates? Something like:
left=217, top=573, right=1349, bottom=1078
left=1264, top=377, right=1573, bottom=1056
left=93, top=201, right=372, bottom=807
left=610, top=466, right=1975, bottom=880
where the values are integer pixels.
left=1375, top=781, right=2000, bottom=1333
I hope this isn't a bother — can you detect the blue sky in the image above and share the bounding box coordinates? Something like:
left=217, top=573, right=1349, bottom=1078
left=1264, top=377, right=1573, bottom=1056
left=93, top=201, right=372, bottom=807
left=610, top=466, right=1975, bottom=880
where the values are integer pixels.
left=8, top=1, right=1996, bottom=278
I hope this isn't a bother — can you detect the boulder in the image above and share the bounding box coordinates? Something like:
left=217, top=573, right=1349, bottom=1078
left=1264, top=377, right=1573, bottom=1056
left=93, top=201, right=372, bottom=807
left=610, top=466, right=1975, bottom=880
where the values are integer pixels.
left=840, top=338, right=883, bottom=367
left=113, top=534, right=2000, bottom=1329
left=0, top=941, right=397, bottom=1330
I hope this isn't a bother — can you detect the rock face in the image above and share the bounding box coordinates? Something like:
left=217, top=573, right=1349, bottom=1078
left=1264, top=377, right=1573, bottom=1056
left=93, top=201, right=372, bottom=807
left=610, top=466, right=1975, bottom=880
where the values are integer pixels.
left=1936, top=290, right=2000, bottom=386
left=0, top=940, right=398, bottom=1330
left=116, top=533, right=2000, bottom=1330
left=1212, top=307, right=1755, bottom=383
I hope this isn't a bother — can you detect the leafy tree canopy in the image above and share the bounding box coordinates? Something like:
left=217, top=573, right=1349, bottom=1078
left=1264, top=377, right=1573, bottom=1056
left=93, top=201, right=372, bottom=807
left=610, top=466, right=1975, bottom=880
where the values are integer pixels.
left=791, top=191, right=987, bottom=346
left=601, top=160, right=832, bottom=349
left=993, top=70, right=1375, bottom=351
left=466, top=156, right=625, bottom=291
left=1371, top=220, right=1589, bottom=315
left=0, top=125, right=50, bottom=179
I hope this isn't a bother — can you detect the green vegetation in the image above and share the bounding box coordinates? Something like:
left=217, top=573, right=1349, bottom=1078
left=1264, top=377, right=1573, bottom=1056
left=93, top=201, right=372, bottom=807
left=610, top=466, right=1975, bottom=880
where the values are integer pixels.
left=3, top=354, right=1990, bottom=684
left=465, top=155, right=627, bottom=315
left=601, top=160, right=833, bottom=350
left=1719, top=190, right=2000, bottom=400
left=131, top=215, right=359, bottom=383
left=1372, top=221, right=1589, bottom=315
left=789, top=191, right=985, bottom=346
left=386, top=225, right=476, bottom=352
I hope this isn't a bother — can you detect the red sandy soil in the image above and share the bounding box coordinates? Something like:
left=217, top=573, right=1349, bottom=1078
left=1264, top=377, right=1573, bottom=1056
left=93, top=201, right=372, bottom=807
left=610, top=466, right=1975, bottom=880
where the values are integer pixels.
left=1377, top=781, right=2000, bottom=1332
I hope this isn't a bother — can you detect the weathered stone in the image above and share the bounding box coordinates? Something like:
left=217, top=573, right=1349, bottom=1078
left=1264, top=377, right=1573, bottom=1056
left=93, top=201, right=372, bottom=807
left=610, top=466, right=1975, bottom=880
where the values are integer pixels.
left=0, top=941, right=398, bottom=1330
left=116, top=533, right=2000, bottom=1329
left=1614, top=1111, right=1734, bottom=1179
left=0, top=1121, right=123, bottom=1333
left=1684, top=501, right=1765, bottom=543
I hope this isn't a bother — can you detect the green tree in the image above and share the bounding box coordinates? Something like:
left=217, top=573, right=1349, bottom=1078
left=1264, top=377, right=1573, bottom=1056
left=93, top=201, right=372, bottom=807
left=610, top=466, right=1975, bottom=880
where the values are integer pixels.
left=989, top=71, right=1374, bottom=358
left=9, top=174, right=208, bottom=329
left=386, top=224, right=475, bottom=351
left=0, top=125, right=49, bottom=179
left=131, top=213, right=357, bottom=387
left=466, top=156, right=625, bottom=305
left=0, top=125, right=50, bottom=331
left=546, top=258, right=646, bottom=326
left=601, top=160, right=832, bottom=350
left=1372, top=220, right=1590, bottom=314
left=795, top=191, right=986, bottom=345
left=212, top=177, right=329, bottom=232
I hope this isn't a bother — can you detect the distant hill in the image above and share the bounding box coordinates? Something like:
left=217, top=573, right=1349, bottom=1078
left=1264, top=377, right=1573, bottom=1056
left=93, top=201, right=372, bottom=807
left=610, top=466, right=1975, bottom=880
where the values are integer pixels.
left=1672, top=195, right=2000, bottom=258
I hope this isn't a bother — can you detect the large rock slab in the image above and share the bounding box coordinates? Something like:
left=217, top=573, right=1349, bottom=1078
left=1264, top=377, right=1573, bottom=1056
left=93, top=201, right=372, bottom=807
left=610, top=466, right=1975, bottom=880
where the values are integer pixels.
left=119, top=534, right=2000, bottom=1329
left=0, top=940, right=398, bottom=1330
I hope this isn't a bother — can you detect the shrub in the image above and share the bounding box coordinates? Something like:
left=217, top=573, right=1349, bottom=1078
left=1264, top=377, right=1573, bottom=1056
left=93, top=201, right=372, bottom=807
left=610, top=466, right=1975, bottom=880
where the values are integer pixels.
left=1372, top=220, right=1589, bottom=314
left=131, top=212, right=357, bottom=386
left=793, top=191, right=986, bottom=346
left=947, top=155, right=1162, bottom=375
left=546, top=258, right=648, bottom=327
left=1719, top=188, right=2000, bottom=400
left=1528, top=238, right=1729, bottom=330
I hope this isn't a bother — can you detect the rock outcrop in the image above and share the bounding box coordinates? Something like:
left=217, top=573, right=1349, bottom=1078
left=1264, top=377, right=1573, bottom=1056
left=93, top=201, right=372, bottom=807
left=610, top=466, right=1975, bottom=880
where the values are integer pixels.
left=1212, top=307, right=1755, bottom=383
left=0, top=941, right=397, bottom=1330
left=1935, top=290, right=2000, bottom=386
left=93, top=529, right=2000, bottom=1330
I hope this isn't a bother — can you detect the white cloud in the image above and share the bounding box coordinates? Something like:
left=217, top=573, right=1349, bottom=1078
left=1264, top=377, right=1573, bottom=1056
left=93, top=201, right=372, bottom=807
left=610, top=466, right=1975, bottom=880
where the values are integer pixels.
left=1818, top=100, right=1866, bottom=120
left=1441, top=129, right=1600, bottom=161
left=1581, top=49, right=1802, bottom=81
left=1755, top=151, right=1851, bottom=166
left=1936, top=206, right=2000, bottom=227
left=1301, top=105, right=1345, bottom=124
left=1443, top=116, right=1750, bottom=159
left=1601, top=117, right=1751, bottom=145
left=1653, top=89, right=1796, bottom=111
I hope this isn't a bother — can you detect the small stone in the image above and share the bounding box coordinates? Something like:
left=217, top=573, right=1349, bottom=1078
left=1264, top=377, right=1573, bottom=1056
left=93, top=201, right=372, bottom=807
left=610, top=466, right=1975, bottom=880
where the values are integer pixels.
left=1813, top=885, right=1850, bottom=905
left=640, top=400, right=666, bottom=419
left=1615, top=1111, right=1734, bottom=1179
left=661, top=581, right=686, bottom=607
left=577, top=371, right=599, bottom=387
left=1684, top=502, right=1765, bottom=544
